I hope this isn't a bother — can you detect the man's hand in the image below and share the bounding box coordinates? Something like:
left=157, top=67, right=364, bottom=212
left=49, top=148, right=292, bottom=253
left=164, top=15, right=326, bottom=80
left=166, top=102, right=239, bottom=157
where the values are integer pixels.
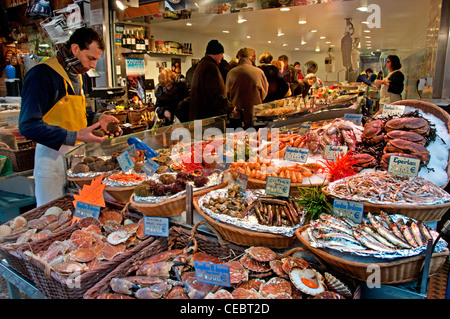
left=98, top=114, right=123, bottom=137
left=76, top=122, right=108, bottom=144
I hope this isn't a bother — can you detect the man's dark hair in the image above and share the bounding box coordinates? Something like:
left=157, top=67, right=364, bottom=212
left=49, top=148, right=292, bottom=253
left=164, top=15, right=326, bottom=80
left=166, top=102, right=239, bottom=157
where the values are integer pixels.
left=68, top=27, right=105, bottom=51
left=278, top=55, right=288, bottom=62
left=365, top=68, right=374, bottom=74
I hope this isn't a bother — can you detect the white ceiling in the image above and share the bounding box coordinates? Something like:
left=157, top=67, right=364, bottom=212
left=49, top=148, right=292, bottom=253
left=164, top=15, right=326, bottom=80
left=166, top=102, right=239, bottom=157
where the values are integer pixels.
left=150, top=0, right=436, bottom=53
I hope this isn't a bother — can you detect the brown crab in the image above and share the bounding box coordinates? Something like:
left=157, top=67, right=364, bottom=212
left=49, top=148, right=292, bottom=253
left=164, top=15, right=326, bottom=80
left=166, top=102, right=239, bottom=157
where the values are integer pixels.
left=384, top=130, right=426, bottom=145
left=385, top=117, right=431, bottom=136
left=349, top=153, right=378, bottom=172
left=384, top=139, right=430, bottom=165
left=362, top=119, right=385, bottom=144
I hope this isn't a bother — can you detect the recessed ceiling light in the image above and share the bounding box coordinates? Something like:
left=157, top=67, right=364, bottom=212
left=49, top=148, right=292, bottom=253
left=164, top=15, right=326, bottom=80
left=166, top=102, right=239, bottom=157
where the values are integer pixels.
left=277, top=32, right=284, bottom=36
left=295, top=48, right=299, bottom=50
left=310, top=29, right=318, bottom=33
left=268, top=40, right=272, bottom=44
left=330, top=44, right=335, bottom=47
left=222, top=30, right=230, bottom=33
left=186, top=23, right=192, bottom=26
left=301, top=41, right=307, bottom=45
left=237, top=18, right=247, bottom=23
left=315, top=48, right=320, bottom=52
left=361, top=21, right=369, bottom=24
left=247, top=35, right=251, bottom=39
left=364, top=30, right=371, bottom=33
left=298, top=20, right=307, bottom=24
left=280, top=7, right=290, bottom=11
left=283, top=44, right=288, bottom=46
left=365, top=36, right=371, bottom=39
left=319, top=36, right=326, bottom=39
left=357, top=6, right=368, bottom=12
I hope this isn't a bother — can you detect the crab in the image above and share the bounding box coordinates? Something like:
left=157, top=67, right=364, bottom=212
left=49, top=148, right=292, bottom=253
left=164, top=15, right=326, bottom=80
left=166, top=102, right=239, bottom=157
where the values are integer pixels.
left=384, top=130, right=426, bottom=145
left=349, top=153, right=378, bottom=172
left=109, top=276, right=182, bottom=299
left=384, top=139, right=430, bottom=165
left=362, top=119, right=385, bottom=144
left=385, top=117, right=431, bottom=136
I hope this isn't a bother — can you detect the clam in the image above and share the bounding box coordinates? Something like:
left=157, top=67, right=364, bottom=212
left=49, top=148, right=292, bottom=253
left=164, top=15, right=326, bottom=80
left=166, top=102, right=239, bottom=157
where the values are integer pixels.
left=324, top=272, right=352, bottom=298
left=289, top=268, right=326, bottom=296
left=44, top=206, right=64, bottom=217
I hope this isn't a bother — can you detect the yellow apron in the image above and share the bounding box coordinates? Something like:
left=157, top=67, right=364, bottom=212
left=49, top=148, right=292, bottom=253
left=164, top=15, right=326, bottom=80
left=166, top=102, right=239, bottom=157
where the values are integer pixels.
left=380, top=69, right=402, bottom=105
left=34, top=56, right=88, bottom=206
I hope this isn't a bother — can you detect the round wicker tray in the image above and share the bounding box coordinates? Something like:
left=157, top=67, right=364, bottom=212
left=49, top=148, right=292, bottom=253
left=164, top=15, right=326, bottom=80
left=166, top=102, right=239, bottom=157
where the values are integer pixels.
left=104, top=185, right=137, bottom=204
left=67, top=173, right=111, bottom=188
left=322, top=186, right=450, bottom=223
left=129, top=182, right=228, bottom=217
left=295, top=225, right=449, bottom=284
left=376, top=99, right=450, bottom=188
left=193, top=197, right=296, bottom=249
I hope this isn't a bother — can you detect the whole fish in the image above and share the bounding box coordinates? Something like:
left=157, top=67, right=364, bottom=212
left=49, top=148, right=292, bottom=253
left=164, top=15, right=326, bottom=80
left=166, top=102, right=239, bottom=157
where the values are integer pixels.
left=321, top=220, right=353, bottom=236
left=400, top=224, right=419, bottom=248
left=353, top=230, right=396, bottom=252
left=362, top=224, right=396, bottom=249
left=389, top=222, right=408, bottom=243
left=418, top=221, right=433, bottom=243
left=367, top=213, right=411, bottom=249
left=409, top=221, right=424, bottom=246
left=319, top=214, right=353, bottom=229
left=315, top=231, right=363, bottom=246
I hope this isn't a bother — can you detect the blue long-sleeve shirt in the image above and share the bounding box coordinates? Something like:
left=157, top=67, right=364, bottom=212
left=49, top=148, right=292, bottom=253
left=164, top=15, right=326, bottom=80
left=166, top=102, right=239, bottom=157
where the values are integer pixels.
left=19, top=63, right=96, bottom=151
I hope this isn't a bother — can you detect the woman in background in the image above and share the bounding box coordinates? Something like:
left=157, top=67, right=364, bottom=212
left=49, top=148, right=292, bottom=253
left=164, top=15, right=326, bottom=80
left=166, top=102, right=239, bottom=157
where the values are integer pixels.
left=375, top=55, right=404, bottom=104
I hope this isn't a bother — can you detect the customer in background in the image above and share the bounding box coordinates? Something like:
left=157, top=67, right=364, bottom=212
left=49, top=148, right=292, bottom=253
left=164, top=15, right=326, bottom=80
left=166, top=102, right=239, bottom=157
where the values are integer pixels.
left=375, top=55, right=404, bottom=104
left=258, top=52, right=290, bottom=102
left=226, top=47, right=268, bottom=128
left=19, top=27, right=121, bottom=206
left=293, top=62, right=304, bottom=80
left=155, top=68, right=190, bottom=125
left=356, top=68, right=378, bottom=89
left=271, top=60, right=283, bottom=72
left=278, top=55, right=300, bottom=94
left=296, top=73, right=317, bottom=98
left=189, top=39, right=233, bottom=121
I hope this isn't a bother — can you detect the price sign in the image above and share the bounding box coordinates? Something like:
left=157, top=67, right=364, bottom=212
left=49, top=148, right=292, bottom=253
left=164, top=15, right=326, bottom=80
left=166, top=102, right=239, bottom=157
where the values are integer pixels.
left=141, top=159, right=160, bottom=176
left=236, top=172, right=249, bottom=194
left=143, top=216, right=169, bottom=237
left=297, top=122, right=312, bottom=135
left=194, top=261, right=230, bottom=287
left=265, top=176, right=291, bottom=197
left=117, top=150, right=135, bottom=172
left=332, top=199, right=364, bottom=224
left=283, top=147, right=309, bottom=163
left=74, top=201, right=101, bottom=220
left=122, top=144, right=137, bottom=157
left=382, top=104, right=405, bottom=117
left=343, top=113, right=363, bottom=125
left=324, top=145, right=348, bottom=160
left=387, top=155, right=420, bottom=177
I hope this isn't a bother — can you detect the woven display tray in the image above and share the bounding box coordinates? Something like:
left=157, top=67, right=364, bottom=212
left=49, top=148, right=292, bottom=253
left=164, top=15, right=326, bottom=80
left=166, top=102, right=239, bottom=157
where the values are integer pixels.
left=322, top=186, right=450, bottom=223
left=376, top=99, right=450, bottom=188
left=84, top=221, right=246, bottom=299
left=129, top=182, right=228, bottom=217
left=193, top=197, right=296, bottom=249
left=0, top=140, right=35, bottom=171
left=295, top=225, right=449, bottom=284
left=67, top=172, right=112, bottom=188
left=104, top=185, right=137, bottom=204
left=14, top=205, right=155, bottom=299
left=0, top=194, right=75, bottom=282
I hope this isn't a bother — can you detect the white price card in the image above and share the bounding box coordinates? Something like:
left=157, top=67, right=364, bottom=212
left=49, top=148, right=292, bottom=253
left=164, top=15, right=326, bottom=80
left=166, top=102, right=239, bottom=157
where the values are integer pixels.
left=343, top=113, right=363, bottom=125
left=387, top=155, right=420, bottom=177
left=333, top=199, right=364, bottom=224
left=117, top=150, right=135, bottom=173
left=143, top=216, right=169, bottom=237
left=195, top=261, right=230, bottom=287
left=382, top=104, right=405, bottom=117
left=265, top=176, right=291, bottom=197
left=324, top=145, right=348, bottom=160
left=283, top=146, right=309, bottom=163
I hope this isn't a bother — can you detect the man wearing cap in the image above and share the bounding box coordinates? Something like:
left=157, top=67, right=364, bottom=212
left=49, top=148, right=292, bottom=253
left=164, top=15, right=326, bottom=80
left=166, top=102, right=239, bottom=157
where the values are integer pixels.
left=189, top=39, right=233, bottom=121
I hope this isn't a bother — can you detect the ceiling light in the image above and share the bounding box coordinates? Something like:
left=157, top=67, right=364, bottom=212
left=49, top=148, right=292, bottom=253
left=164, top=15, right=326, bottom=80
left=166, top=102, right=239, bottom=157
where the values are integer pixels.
left=357, top=6, right=368, bottom=12
left=301, top=41, right=307, bottom=45
left=298, top=20, right=307, bottom=24
left=247, top=35, right=251, bottom=39
left=280, top=7, right=290, bottom=11
left=310, top=29, right=318, bottom=33
left=222, top=30, right=230, bottom=33
left=361, top=21, right=369, bottom=24
left=116, top=0, right=125, bottom=10
left=237, top=18, right=247, bottom=23
left=319, top=36, right=326, bottom=39
left=364, top=30, right=371, bottom=33
left=186, top=23, right=192, bottom=26
left=277, top=32, right=284, bottom=36
left=365, top=36, right=371, bottom=38
left=330, top=44, right=335, bottom=47
left=325, top=41, right=331, bottom=44
left=283, top=43, right=288, bottom=46
left=315, top=48, right=320, bottom=52
left=268, top=40, right=272, bottom=44
left=295, top=48, right=299, bottom=50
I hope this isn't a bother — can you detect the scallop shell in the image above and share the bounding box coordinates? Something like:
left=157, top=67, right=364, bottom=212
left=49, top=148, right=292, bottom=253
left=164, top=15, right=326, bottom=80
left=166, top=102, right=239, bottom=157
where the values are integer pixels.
left=259, top=277, right=292, bottom=298
left=10, top=216, right=27, bottom=231
left=239, top=253, right=271, bottom=273
left=324, top=272, right=352, bottom=298
left=245, top=246, right=277, bottom=262
left=107, top=230, right=131, bottom=245
left=71, top=248, right=96, bottom=263
left=231, top=287, right=262, bottom=299
left=289, top=268, right=326, bottom=296
left=205, top=289, right=234, bottom=299
left=44, top=206, right=63, bottom=217
left=0, top=224, right=12, bottom=240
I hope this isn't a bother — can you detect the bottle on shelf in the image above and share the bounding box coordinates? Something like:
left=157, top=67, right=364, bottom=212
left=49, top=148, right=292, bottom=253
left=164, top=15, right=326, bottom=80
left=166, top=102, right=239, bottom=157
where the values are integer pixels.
left=136, top=31, right=142, bottom=50
left=130, top=29, right=136, bottom=50
left=125, top=29, right=131, bottom=49
left=139, top=32, right=145, bottom=51
left=150, top=35, right=156, bottom=52
left=144, top=32, right=149, bottom=51
left=121, top=30, right=128, bottom=49
left=189, top=43, right=192, bottom=54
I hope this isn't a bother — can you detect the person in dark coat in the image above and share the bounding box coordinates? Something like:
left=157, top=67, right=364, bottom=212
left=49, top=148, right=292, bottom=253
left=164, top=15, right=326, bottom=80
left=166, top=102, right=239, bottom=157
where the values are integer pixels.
left=155, top=68, right=190, bottom=125
left=296, top=73, right=317, bottom=98
left=189, top=40, right=233, bottom=121
left=278, top=55, right=300, bottom=94
left=258, top=52, right=290, bottom=102
left=356, top=68, right=378, bottom=89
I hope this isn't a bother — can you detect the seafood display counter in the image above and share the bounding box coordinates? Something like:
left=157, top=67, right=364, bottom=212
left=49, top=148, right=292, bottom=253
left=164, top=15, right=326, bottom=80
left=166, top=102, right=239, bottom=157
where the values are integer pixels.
left=1, top=101, right=450, bottom=300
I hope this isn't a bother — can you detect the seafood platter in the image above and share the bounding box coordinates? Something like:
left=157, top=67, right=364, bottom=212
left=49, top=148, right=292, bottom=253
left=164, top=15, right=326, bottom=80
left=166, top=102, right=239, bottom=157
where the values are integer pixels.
left=13, top=203, right=156, bottom=299
left=84, top=222, right=360, bottom=299
left=296, top=212, right=449, bottom=284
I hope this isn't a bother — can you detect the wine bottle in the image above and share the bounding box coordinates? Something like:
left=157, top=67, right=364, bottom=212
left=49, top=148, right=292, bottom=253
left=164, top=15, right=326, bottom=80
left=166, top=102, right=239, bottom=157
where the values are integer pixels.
left=144, top=32, right=149, bottom=51
left=139, top=32, right=145, bottom=51
left=121, top=30, right=126, bottom=48
left=130, top=29, right=136, bottom=50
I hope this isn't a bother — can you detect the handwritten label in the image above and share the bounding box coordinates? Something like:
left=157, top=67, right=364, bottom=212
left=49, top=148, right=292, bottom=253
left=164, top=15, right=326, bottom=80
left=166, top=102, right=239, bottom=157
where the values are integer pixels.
left=387, top=155, right=420, bottom=177
left=283, top=147, right=309, bottom=163
left=333, top=199, right=364, bottom=224
left=324, top=145, right=349, bottom=160
left=382, top=104, right=405, bottom=117
left=343, top=113, right=363, bottom=125
left=298, top=123, right=312, bottom=135
left=143, top=216, right=169, bottom=237
left=265, top=176, right=291, bottom=197
left=117, top=150, right=135, bottom=172
left=141, top=159, right=160, bottom=176
left=122, top=144, right=137, bottom=157
left=194, top=261, right=230, bottom=287
left=74, top=201, right=101, bottom=220
left=236, top=172, right=249, bottom=193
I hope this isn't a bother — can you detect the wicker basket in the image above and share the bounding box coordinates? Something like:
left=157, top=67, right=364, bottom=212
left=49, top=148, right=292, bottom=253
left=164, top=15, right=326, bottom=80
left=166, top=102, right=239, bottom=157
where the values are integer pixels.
left=193, top=197, right=296, bottom=249
left=110, top=110, right=127, bottom=123
left=127, top=109, right=144, bottom=124
left=322, top=186, right=450, bottom=223
left=129, top=182, right=228, bottom=217
left=247, top=177, right=328, bottom=196
left=376, top=99, right=450, bottom=188
left=0, top=140, right=35, bottom=172
left=0, top=194, right=75, bottom=282
left=104, top=185, right=137, bottom=204
left=83, top=221, right=246, bottom=299
left=67, top=173, right=112, bottom=188
left=15, top=205, right=155, bottom=299
left=295, top=225, right=449, bottom=284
